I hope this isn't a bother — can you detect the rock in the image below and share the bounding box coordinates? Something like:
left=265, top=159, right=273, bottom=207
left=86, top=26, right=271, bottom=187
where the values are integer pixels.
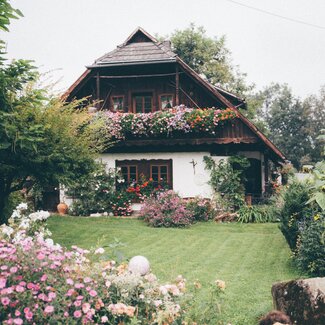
left=272, top=277, right=325, bottom=325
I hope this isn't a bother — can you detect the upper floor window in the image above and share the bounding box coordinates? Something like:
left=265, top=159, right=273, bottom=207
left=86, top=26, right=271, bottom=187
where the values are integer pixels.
left=133, top=93, right=153, bottom=113
left=112, top=96, right=124, bottom=112
left=160, top=94, right=173, bottom=110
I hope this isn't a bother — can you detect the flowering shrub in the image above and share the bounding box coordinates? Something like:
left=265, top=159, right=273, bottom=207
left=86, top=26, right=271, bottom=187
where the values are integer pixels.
left=125, top=175, right=168, bottom=202
left=98, top=106, right=237, bottom=141
left=108, top=191, right=132, bottom=216
left=186, top=197, right=215, bottom=222
left=0, top=204, right=185, bottom=324
left=69, top=163, right=119, bottom=216
left=139, top=191, right=193, bottom=227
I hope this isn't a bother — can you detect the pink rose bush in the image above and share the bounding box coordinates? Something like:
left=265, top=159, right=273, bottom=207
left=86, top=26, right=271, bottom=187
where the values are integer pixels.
left=97, top=106, right=237, bottom=141
left=0, top=204, right=186, bottom=324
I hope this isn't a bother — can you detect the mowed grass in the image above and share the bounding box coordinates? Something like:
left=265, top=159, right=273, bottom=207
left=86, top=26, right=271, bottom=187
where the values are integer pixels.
left=48, top=216, right=301, bottom=324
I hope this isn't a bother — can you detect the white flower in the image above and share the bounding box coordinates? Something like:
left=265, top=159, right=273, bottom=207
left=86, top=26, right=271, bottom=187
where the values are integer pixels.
left=1, top=225, right=14, bottom=237
left=29, top=210, right=50, bottom=222
left=17, top=203, right=28, bottom=210
left=10, top=210, right=21, bottom=219
left=19, top=219, right=30, bottom=229
left=94, top=247, right=105, bottom=254
left=45, top=238, right=54, bottom=247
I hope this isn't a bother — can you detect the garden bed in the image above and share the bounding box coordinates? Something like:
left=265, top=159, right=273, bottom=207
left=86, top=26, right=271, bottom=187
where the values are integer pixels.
left=48, top=216, right=301, bottom=324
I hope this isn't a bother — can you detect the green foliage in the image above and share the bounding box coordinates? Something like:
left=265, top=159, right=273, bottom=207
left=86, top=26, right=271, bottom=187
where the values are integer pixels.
left=186, top=197, right=215, bottom=222
left=237, top=205, right=275, bottom=223
left=68, top=163, right=118, bottom=216
left=0, top=0, right=23, bottom=32
left=306, top=160, right=325, bottom=210
left=184, top=281, right=226, bottom=324
left=0, top=66, right=103, bottom=221
left=279, top=181, right=313, bottom=250
left=251, top=83, right=325, bottom=168
left=295, top=215, right=325, bottom=276
left=170, top=23, right=252, bottom=96
left=204, top=155, right=249, bottom=210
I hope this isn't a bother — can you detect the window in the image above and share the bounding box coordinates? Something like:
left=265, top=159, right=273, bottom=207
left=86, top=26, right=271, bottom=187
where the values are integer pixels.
left=112, top=96, right=124, bottom=112
left=160, top=94, right=173, bottom=110
left=119, top=165, right=137, bottom=185
left=133, top=93, right=153, bottom=113
left=116, top=160, right=172, bottom=188
left=150, top=164, right=168, bottom=184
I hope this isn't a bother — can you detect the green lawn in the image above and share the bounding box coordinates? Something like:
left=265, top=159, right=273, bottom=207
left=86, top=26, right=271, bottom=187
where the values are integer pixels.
left=48, top=216, right=301, bottom=324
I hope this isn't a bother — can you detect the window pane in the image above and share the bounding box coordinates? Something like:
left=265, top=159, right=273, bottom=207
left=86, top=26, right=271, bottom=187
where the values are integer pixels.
left=121, top=167, right=128, bottom=183
left=113, top=97, right=123, bottom=111
left=161, top=95, right=173, bottom=109
left=135, top=97, right=143, bottom=113
left=144, top=96, right=152, bottom=113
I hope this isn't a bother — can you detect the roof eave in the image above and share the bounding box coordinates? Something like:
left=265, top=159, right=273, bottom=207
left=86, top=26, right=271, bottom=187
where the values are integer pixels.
left=87, top=58, right=177, bottom=68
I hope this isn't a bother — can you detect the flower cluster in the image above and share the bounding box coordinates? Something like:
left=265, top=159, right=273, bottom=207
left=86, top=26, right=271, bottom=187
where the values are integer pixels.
left=125, top=175, right=168, bottom=202
left=140, top=192, right=217, bottom=228
left=98, top=106, right=237, bottom=141
left=0, top=204, right=185, bottom=324
left=139, top=190, right=194, bottom=227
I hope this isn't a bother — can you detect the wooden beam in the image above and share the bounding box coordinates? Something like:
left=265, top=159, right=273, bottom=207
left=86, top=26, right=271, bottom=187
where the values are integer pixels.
left=94, top=72, right=182, bottom=79
left=175, top=65, right=179, bottom=106
left=96, top=72, right=100, bottom=107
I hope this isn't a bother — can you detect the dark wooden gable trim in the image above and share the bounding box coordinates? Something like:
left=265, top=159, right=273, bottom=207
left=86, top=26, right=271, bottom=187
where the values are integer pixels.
left=123, top=27, right=157, bottom=45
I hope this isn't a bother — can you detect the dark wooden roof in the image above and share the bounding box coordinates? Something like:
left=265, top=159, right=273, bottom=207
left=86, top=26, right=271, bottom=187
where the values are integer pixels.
left=88, top=27, right=176, bottom=67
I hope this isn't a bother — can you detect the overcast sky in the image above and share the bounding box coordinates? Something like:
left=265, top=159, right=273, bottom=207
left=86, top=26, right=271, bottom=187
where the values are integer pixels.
left=3, top=0, right=325, bottom=98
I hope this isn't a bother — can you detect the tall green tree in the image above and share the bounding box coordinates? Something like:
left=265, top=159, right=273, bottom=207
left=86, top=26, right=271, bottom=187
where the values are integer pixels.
left=255, top=83, right=315, bottom=168
left=0, top=2, right=106, bottom=222
left=303, top=85, right=325, bottom=163
left=170, top=23, right=252, bottom=96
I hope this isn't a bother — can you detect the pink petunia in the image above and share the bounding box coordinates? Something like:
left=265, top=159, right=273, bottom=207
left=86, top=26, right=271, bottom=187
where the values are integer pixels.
left=13, top=318, right=23, bottom=325
left=25, top=311, right=33, bottom=320
left=82, top=302, right=90, bottom=314
left=66, top=278, right=74, bottom=285
left=40, top=274, right=47, bottom=282
left=10, top=266, right=18, bottom=273
left=0, top=277, right=6, bottom=289
left=36, top=253, right=46, bottom=260
left=89, top=290, right=97, bottom=297
left=73, top=310, right=82, bottom=318
left=44, top=305, right=54, bottom=314
left=1, top=297, right=10, bottom=305
left=15, top=285, right=25, bottom=293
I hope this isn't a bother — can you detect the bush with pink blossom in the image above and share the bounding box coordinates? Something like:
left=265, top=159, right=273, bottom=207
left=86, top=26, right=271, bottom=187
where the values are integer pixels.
left=139, top=190, right=194, bottom=227
left=0, top=204, right=186, bottom=324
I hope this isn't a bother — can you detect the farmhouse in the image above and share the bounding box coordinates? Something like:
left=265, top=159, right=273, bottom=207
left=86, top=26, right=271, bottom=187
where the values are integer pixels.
left=63, top=27, right=285, bottom=200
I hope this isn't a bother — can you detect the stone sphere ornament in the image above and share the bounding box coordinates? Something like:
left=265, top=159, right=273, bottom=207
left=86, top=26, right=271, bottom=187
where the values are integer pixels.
left=128, top=256, right=150, bottom=275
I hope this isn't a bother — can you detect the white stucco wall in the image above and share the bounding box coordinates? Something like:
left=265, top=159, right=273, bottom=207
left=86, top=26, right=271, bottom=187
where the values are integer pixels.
left=101, top=152, right=228, bottom=198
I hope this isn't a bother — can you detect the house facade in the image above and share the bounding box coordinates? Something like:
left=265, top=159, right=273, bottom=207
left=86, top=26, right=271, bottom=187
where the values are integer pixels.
left=63, top=27, right=285, bottom=200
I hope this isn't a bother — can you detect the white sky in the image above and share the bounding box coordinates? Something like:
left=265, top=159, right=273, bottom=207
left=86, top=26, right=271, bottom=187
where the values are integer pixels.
left=3, top=0, right=325, bottom=98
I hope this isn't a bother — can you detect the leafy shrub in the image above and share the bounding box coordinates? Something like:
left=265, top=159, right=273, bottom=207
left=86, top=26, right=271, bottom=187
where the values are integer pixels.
left=237, top=205, right=274, bottom=223
left=295, top=214, right=325, bottom=276
left=68, top=163, right=118, bottom=216
left=108, top=191, right=132, bottom=216
left=186, top=197, right=215, bottom=222
left=204, top=156, right=249, bottom=211
left=139, top=190, right=193, bottom=227
left=279, top=181, right=312, bottom=250
left=0, top=204, right=185, bottom=324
